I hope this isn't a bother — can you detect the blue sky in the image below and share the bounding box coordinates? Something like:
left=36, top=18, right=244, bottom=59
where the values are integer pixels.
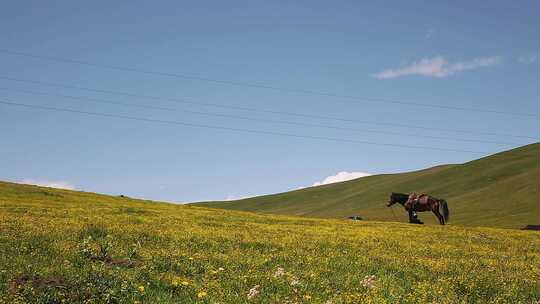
left=1, top=1, right=539, bottom=202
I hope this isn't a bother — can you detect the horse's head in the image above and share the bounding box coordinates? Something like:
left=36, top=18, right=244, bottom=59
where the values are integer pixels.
left=386, top=192, right=398, bottom=207
left=387, top=192, right=410, bottom=207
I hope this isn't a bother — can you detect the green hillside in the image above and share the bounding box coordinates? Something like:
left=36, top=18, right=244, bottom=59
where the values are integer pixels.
left=195, top=142, right=540, bottom=228
left=0, top=181, right=539, bottom=303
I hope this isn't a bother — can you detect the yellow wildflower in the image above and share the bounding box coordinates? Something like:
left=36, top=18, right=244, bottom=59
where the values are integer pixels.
left=197, top=291, right=207, bottom=298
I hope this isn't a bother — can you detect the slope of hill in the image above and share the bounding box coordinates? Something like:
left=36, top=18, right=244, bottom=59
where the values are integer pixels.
left=0, top=181, right=538, bottom=303
left=195, top=142, right=540, bottom=228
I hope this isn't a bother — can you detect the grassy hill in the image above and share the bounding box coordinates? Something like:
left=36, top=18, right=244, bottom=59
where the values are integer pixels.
left=195, top=142, right=540, bottom=229
left=0, top=181, right=539, bottom=303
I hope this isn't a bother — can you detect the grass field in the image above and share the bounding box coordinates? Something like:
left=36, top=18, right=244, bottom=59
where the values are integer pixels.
left=195, top=142, right=540, bottom=229
left=1, top=181, right=539, bottom=303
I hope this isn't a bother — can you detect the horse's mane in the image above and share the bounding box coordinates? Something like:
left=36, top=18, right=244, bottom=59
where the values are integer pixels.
left=391, top=192, right=409, bottom=199
left=389, top=192, right=410, bottom=205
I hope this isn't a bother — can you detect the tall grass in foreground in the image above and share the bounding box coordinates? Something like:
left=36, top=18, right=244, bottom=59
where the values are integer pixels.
left=0, top=181, right=539, bottom=303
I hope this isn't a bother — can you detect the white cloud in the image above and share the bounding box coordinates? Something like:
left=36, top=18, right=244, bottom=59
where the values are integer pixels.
left=312, top=171, right=371, bottom=187
left=21, top=179, right=75, bottom=190
left=518, top=53, right=540, bottom=64
left=373, top=56, right=502, bottom=79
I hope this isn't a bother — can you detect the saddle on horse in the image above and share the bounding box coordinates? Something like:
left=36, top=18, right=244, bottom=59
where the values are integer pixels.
left=405, top=192, right=426, bottom=210
left=405, top=193, right=427, bottom=224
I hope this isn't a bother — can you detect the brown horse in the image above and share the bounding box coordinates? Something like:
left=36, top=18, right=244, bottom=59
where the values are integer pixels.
left=387, top=192, right=449, bottom=225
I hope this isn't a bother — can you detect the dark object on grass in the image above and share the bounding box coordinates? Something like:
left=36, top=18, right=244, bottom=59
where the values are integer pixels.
left=521, top=225, right=540, bottom=230
left=347, top=215, right=363, bottom=220
left=409, top=218, right=424, bottom=225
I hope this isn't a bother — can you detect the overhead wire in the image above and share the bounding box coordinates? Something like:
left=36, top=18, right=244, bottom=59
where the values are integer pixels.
left=0, top=49, right=538, bottom=118
left=0, top=86, right=518, bottom=145
left=0, top=99, right=489, bottom=154
left=1, top=76, right=537, bottom=141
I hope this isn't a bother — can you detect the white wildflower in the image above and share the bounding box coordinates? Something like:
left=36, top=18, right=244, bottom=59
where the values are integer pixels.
left=274, top=267, right=285, bottom=278
left=290, top=278, right=300, bottom=286
left=361, top=275, right=377, bottom=289
left=247, top=284, right=260, bottom=300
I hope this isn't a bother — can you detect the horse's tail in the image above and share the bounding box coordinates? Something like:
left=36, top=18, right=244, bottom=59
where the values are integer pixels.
left=440, top=200, right=449, bottom=223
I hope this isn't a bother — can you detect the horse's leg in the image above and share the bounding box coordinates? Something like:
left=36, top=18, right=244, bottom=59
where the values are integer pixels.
left=432, top=207, right=444, bottom=225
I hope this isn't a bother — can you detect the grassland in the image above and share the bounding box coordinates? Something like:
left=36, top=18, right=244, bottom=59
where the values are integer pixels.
left=1, top=181, right=539, bottom=303
left=195, top=142, right=540, bottom=229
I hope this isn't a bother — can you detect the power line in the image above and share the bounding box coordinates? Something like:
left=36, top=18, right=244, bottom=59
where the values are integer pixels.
left=1, top=75, right=537, bottom=141
left=1, top=49, right=538, bottom=118
left=0, top=99, right=489, bottom=154
left=0, top=87, right=517, bottom=145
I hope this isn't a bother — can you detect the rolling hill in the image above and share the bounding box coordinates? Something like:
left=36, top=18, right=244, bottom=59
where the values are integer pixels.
left=0, top=181, right=538, bottom=303
left=194, top=142, right=540, bottom=228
